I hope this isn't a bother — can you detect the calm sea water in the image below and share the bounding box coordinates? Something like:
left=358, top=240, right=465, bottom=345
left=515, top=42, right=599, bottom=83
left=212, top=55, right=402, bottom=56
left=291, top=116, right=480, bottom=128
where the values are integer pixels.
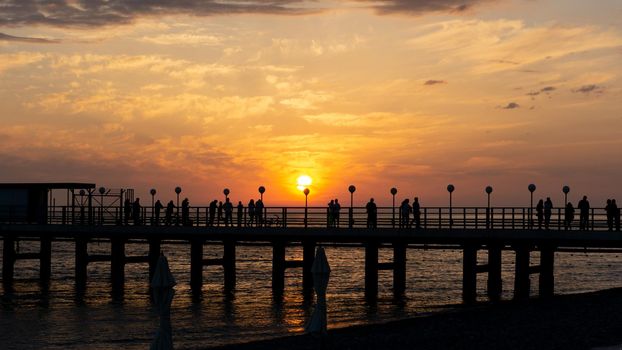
left=1, top=239, right=622, bottom=349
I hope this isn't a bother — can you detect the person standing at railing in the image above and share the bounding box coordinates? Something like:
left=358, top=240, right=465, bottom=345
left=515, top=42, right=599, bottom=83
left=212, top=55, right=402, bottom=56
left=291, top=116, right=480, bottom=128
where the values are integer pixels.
left=400, top=199, right=411, bottom=228
left=209, top=200, right=217, bottom=227
left=413, top=197, right=421, bottom=229
left=606, top=199, right=613, bottom=231
left=256, top=198, right=264, bottom=227
left=223, top=198, right=233, bottom=227
left=327, top=200, right=335, bottom=227
left=181, top=198, right=190, bottom=226
left=564, top=202, right=575, bottom=230
left=154, top=199, right=163, bottom=226
left=578, top=196, right=590, bottom=230
left=124, top=198, right=132, bottom=226
left=132, top=198, right=141, bottom=225
left=165, top=200, right=174, bottom=226
left=237, top=201, right=243, bottom=227
left=247, top=199, right=255, bottom=227
left=217, top=201, right=223, bottom=227
left=544, top=197, right=553, bottom=230
left=366, top=198, right=377, bottom=229
left=334, top=199, right=341, bottom=228
left=536, top=199, right=544, bottom=230
left=612, top=199, right=620, bottom=231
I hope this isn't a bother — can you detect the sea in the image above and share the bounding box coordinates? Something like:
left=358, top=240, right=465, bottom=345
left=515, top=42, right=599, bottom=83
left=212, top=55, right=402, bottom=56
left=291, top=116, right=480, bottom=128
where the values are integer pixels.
left=1, top=239, right=622, bottom=349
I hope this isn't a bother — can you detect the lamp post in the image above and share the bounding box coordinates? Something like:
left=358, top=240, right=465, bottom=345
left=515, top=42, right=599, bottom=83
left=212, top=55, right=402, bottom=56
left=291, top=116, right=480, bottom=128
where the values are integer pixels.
left=98, top=186, right=105, bottom=225
left=258, top=186, right=265, bottom=202
left=391, top=187, right=397, bottom=228
left=563, top=185, right=570, bottom=205
left=447, top=184, right=455, bottom=229
left=486, top=186, right=493, bottom=229
left=348, top=185, right=356, bottom=228
left=224, top=188, right=230, bottom=201
left=175, top=186, right=182, bottom=226
left=304, top=188, right=310, bottom=228
left=528, top=184, right=536, bottom=229
left=150, top=188, right=156, bottom=225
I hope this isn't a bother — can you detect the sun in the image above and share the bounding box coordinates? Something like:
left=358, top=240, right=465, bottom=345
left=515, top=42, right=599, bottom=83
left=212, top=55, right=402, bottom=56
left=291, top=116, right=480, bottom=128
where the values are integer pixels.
left=296, top=175, right=312, bottom=191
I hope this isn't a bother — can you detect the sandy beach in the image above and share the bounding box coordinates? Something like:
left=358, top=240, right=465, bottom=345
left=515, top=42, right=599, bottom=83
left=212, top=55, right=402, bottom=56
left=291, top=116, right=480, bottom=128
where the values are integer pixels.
left=205, top=288, right=622, bottom=350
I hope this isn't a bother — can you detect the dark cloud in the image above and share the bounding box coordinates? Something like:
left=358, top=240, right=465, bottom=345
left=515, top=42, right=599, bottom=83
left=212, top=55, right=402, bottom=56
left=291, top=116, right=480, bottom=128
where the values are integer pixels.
left=0, top=0, right=316, bottom=28
left=501, top=102, right=520, bottom=109
left=0, top=32, right=60, bottom=43
left=526, top=91, right=540, bottom=97
left=572, top=84, right=605, bottom=94
left=424, top=79, right=447, bottom=85
left=526, top=86, right=555, bottom=98
left=541, top=86, right=555, bottom=92
left=355, top=0, right=494, bottom=15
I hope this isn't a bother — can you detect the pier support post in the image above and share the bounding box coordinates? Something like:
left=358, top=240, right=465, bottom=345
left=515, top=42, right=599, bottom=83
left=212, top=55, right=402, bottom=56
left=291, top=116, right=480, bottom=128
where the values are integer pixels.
left=223, top=239, right=236, bottom=291
left=302, top=241, right=316, bottom=293
left=75, top=238, right=88, bottom=285
left=272, top=241, right=286, bottom=294
left=40, top=236, right=52, bottom=282
left=148, top=238, right=161, bottom=282
left=393, top=242, right=407, bottom=296
left=487, top=244, right=502, bottom=301
left=365, top=241, right=379, bottom=301
left=2, top=235, right=15, bottom=284
left=539, top=245, right=555, bottom=298
left=462, top=243, right=477, bottom=304
left=190, top=239, right=203, bottom=291
left=514, top=244, right=530, bottom=300
left=111, top=237, right=125, bottom=289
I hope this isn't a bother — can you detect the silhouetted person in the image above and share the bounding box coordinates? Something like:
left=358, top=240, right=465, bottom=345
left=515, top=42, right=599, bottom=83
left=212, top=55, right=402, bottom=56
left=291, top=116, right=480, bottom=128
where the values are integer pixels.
left=237, top=201, right=244, bottom=227
left=165, top=200, right=174, bottom=226
left=223, top=198, right=233, bottom=227
left=544, top=197, right=553, bottom=230
left=217, top=201, right=223, bottom=227
left=612, top=199, right=620, bottom=231
left=247, top=199, right=256, bottom=227
left=124, top=198, right=132, bottom=225
left=209, top=200, right=217, bottom=227
left=154, top=199, right=163, bottom=226
left=400, top=198, right=411, bottom=228
left=606, top=199, right=613, bottom=231
left=132, top=198, right=141, bottom=225
left=413, top=197, right=421, bottom=229
left=327, top=200, right=335, bottom=227
left=578, top=196, right=590, bottom=230
left=181, top=198, right=190, bottom=226
left=366, top=198, right=377, bottom=228
left=256, top=199, right=264, bottom=227
left=334, top=199, right=341, bottom=228
left=536, top=199, right=544, bottom=230
left=564, top=202, right=575, bottom=230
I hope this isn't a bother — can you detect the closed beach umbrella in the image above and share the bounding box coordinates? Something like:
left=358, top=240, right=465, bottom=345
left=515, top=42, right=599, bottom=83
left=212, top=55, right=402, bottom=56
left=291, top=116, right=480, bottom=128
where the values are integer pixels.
left=151, top=254, right=176, bottom=350
left=305, top=246, right=331, bottom=334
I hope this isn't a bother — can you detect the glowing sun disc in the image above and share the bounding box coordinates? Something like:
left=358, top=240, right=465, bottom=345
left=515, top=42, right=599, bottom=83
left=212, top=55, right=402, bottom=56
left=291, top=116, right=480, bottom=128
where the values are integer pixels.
left=296, top=175, right=312, bottom=191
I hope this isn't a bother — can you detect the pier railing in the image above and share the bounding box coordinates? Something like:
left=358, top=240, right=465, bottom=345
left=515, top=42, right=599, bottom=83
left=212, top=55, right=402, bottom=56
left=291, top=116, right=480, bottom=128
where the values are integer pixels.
left=0, top=204, right=617, bottom=231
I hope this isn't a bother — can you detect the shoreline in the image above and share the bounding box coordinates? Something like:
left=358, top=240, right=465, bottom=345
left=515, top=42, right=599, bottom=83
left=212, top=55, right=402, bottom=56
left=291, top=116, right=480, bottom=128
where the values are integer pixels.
left=203, top=288, right=622, bottom=350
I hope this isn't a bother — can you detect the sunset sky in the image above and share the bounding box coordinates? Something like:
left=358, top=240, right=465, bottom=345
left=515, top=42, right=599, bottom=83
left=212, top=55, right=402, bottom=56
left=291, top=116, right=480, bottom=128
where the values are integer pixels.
left=1, top=0, right=621, bottom=206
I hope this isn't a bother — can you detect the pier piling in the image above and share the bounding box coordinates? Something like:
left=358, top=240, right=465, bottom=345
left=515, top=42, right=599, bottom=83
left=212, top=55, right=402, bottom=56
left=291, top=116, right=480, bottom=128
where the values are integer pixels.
left=302, top=241, right=315, bottom=293
left=224, top=239, right=236, bottom=291
left=365, top=241, right=379, bottom=300
left=190, top=239, right=203, bottom=291
left=110, top=237, right=125, bottom=289
left=272, top=241, right=286, bottom=293
left=539, top=245, right=555, bottom=297
left=514, top=244, right=531, bottom=300
left=2, top=235, right=15, bottom=284
left=487, top=244, right=502, bottom=301
left=462, top=243, right=478, bottom=303
left=393, top=242, right=407, bottom=296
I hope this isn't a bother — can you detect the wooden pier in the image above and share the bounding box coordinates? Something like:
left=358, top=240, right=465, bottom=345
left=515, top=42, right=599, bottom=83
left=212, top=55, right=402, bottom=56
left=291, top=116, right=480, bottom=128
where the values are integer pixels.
left=2, top=221, right=622, bottom=303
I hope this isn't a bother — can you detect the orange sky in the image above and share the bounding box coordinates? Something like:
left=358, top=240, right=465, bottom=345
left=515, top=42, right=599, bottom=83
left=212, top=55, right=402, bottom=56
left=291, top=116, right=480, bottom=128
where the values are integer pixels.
left=1, top=0, right=621, bottom=206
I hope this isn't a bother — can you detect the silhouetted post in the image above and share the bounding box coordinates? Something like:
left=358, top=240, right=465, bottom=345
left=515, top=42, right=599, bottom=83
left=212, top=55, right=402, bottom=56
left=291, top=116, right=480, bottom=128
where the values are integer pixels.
left=272, top=241, right=286, bottom=293
left=563, top=185, right=570, bottom=206
left=462, top=242, right=477, bottom=304
left=304, top=188, right=310, bottom=228
left=514, top=244, right=530, bottom=300
left=2, top=235, right=15, bottom=284
left=258, top=186, right=265, bottom=202
left=224, top=239, right=236, bottom=291
left=150, top=188, right=156, bottom=225
left=190, top=239, right=203, bottom=291
left=365, top=240, right=379, bottom=301
left=348, top=185, right=356, bottom=228
left=111, top=237, right=125, bottom=290
left=447, top=184, right=455, bottom=229
left=303, top=241, right=316, bottom=293
left=486, top=186, right=493, bottom=229
left=539, top=245, right=555, bottom=298
left=391, top=187, right=397, bottom=228
left=99, top=186, right=105, bottom=225
left=175, top=187, right=182, bottom=226
left=148, top=238, right=161, bottom=281
left=487, top=243, right=502, bottom=301
left=393, top=242, right=407, bottom=296
left=75, top=238, right=88, bottom=285
left=40, top=236, right=52, bottom=282
left=528, top=184, right=536, bottom=229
